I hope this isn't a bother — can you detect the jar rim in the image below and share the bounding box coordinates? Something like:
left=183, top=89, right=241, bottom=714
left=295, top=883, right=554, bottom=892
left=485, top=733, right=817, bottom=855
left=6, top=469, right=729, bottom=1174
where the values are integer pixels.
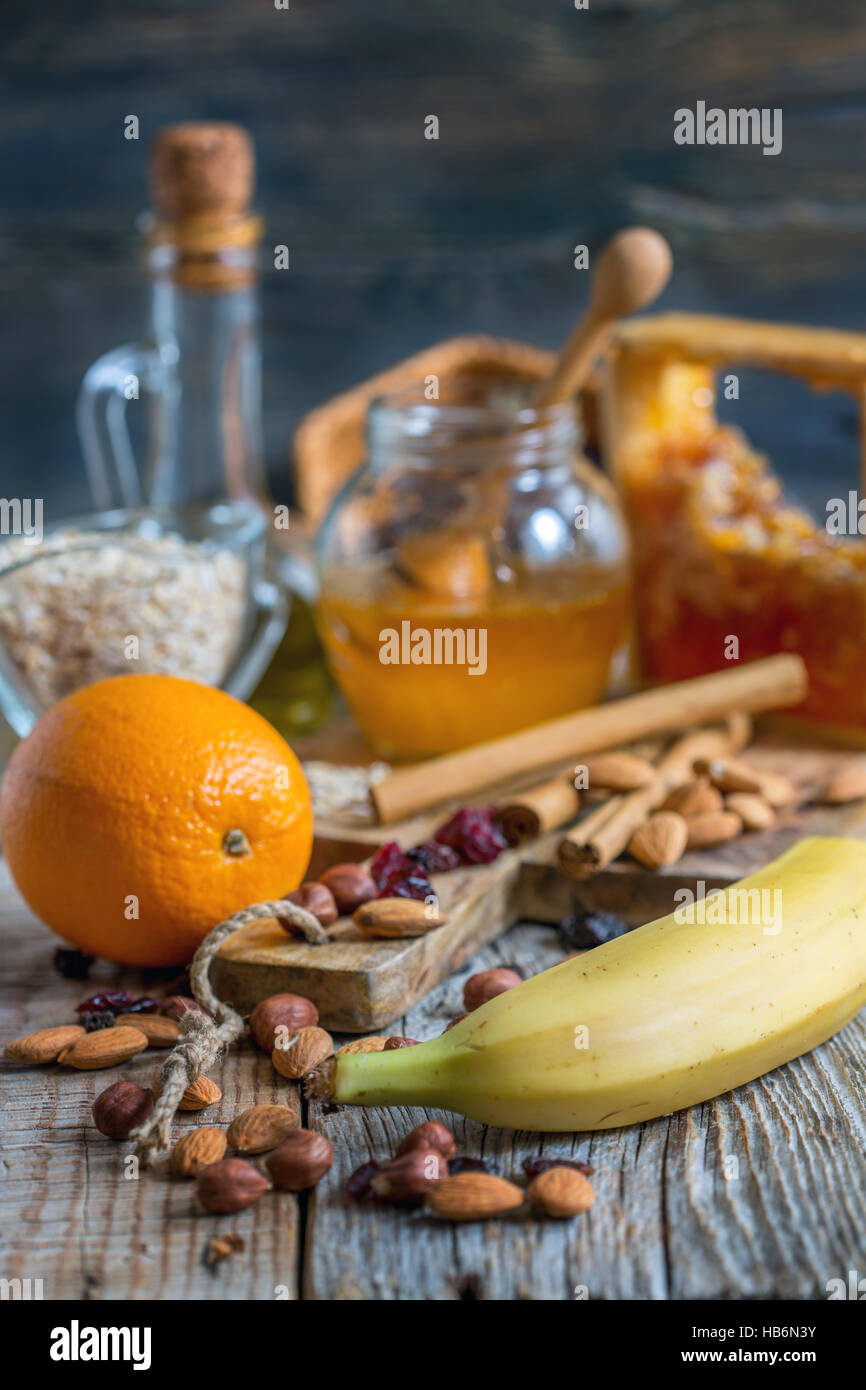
left=367, top=382, right=581, bottom=466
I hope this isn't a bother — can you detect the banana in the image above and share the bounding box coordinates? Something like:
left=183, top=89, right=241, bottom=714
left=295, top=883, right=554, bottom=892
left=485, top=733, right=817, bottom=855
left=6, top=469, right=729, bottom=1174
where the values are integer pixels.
left=322, top=837, right=866, bottom=1131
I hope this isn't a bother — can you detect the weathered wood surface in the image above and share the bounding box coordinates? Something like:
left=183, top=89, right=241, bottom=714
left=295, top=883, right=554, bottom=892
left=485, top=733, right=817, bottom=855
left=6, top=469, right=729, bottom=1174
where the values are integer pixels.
left=0, top=868, right=302, bottom=1301
left=2, top=859, right=864, bottom=1300
left=306, top=924, right=866, bottom=1301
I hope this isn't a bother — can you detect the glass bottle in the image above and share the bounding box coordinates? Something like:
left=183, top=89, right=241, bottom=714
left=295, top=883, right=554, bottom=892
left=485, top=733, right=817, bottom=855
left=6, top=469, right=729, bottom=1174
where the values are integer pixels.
left=77, top=122, right=267, bottom=514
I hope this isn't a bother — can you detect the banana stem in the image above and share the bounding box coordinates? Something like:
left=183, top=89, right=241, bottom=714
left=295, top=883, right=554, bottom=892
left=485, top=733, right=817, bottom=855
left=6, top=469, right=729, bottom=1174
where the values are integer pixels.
left=332, top=1036, right=455, bottom=1109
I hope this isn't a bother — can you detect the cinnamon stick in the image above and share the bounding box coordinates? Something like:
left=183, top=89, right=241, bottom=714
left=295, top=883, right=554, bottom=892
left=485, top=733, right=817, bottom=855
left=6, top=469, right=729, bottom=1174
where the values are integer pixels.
left=556, top=713, right=752, bottom=879
left=495, top=777, right=581, bottom=846
left=371, top=655, right=807, bottom=824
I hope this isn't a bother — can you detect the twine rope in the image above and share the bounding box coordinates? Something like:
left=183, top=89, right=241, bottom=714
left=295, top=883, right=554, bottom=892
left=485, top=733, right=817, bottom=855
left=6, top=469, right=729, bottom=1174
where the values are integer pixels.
left=131, top=898, right=329, bottom=1163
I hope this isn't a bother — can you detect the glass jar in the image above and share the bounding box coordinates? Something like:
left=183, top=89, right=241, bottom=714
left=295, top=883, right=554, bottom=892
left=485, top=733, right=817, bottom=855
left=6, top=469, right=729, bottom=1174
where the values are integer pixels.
left=315, top=385, right=631, bottom=759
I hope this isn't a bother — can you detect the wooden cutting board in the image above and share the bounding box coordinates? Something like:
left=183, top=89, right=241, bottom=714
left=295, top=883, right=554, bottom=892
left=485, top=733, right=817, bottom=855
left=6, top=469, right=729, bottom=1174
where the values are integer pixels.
left=211, top=733, right=866, bottom=1032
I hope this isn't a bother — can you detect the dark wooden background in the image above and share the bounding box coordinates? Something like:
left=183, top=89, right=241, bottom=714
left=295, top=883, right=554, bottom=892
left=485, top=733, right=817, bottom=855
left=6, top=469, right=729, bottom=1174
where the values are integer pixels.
left=3, top=0, right=866, bottom=519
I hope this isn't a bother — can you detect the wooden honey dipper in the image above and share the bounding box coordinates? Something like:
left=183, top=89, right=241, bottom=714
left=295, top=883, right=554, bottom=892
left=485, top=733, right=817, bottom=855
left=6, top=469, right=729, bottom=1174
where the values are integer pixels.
left=393, top=227, right=672, bottom=600
left=533, top=226, right=673, bottom=408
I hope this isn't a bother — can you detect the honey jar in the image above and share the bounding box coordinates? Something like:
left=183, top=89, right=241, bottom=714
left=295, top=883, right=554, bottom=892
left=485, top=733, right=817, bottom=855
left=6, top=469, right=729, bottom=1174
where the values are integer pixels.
left=316, top=385, right=631, bottom=759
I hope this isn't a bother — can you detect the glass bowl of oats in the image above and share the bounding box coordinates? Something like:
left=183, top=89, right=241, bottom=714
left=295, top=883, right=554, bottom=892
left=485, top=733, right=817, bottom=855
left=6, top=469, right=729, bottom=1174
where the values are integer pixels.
left=0, top=499, right=288, bottom=735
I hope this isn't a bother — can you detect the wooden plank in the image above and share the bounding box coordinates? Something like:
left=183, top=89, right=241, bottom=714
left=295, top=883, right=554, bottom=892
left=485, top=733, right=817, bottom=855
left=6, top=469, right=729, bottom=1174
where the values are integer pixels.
left=211, top=833, right=547, bottom=1031
left=0, top=866, right=302, bottom=1301
left=304, top=923, right=866, bottom=1301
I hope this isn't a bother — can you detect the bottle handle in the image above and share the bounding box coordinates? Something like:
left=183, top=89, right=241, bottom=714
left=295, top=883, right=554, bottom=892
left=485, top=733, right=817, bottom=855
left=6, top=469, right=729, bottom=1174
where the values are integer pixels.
left=76, top=341, right=172, bottom=511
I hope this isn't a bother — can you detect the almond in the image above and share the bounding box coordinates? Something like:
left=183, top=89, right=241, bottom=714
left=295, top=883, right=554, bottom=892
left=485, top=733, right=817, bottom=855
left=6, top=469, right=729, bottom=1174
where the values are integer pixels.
left=177, top=1075, right=222, bottom=1111
left=353, top=898, right=446, bottom=938
left=627, top=811, right=688, bottom=869
left=57, top=1025, right=148, bottom=1070
left=528, top=1166, right=595, bottom=1218
left=114, top=1013, right=180, bottom=1047
left=425, top=1172, right=524, bottom=1221
left=226, top=1104, right=299, bottom=1154
left=685, top=810, right=743, bottom=849
left=272, top=1025, right=333, bottom=1080
left=819, top=760, right=866, bottom=805
left=661, top=778, right=723, bottom=819
left=170, top=1127, right=227, bottom=1176
left=578, top=752, right=656, bottom=792
left=725, top=792, right=775, bottom=831
left=336, top=1036, right=391, bottom=1055
left=757, top=771, right=798, bottom=808
left=693, top=756, right=764, bottom=794
left=5, top=1024, right=85, bottom=1064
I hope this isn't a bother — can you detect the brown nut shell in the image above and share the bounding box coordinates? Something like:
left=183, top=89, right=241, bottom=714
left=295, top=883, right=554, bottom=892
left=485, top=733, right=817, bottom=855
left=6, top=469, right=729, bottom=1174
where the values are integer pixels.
left=92, top=1081, right=155, bottom=1139
left=196, top=1157, right=269, bottom=1213
left=249, top=994, right=319, bottom=1052
left=395, top=1120, right=456, bottom=1161
left=463, top=968, right=522, bottom=1012
left=317, top=863, right=377, bottom=914
left=265, top=1128, right=333, bottom=1191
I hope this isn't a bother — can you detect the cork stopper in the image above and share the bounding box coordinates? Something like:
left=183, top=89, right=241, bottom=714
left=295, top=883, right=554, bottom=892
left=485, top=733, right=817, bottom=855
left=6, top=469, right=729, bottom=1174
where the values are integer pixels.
left=149, top=122, right=254, bottom=220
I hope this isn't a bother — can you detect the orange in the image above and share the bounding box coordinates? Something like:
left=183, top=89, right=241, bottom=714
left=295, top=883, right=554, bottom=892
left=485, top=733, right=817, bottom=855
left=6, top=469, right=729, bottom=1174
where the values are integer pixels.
left=0, top=674, right=313, bottom=967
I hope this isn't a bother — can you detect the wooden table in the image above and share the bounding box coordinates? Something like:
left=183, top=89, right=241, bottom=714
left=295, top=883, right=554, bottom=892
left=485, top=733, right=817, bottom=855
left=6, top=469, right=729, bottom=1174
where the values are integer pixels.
left=1, top=857, right=864, bottom=1301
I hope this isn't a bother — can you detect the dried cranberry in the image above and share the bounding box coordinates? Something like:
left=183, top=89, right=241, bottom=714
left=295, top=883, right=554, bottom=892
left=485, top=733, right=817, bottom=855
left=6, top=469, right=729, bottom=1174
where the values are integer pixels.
left=345, top=1159, right=381, bottom=1202
left=387, top=868, right=434, bottom=901
left=558, top=910, right=628, bottom=953
left=80, top=1011, right=116, bottom=1033
left=370, top=839, right=436, bottom=900
left=53, top=948, right=94, bottom=980
left=407, top=841, right=460, bottom=874
left=522, top=1156, right=594, bottom=1179
left=370, top=841, right=408, bottom=892
left=75, top=991, right=136, bottom=1016
left=433, top=807, right=507, bottom=865
left=121, top=996, right=160, bottom=1015
left=449, top=1156, right=494, bottom=1175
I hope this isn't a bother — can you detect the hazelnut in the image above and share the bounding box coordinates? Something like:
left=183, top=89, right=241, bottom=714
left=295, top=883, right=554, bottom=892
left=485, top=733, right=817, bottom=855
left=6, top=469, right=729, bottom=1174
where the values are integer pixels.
left=92, top=1080, right=154, bottom=1140
left=395, top=1120, right=456, bottom=1161
left=370, top=1149, right=449, bottom=1204
left=281, top=882, right=338, bottom=929
left=265, top=1129, right=333, bottom=1190
left=384, top=1036, right=420, bottom=1049
left=443, top=1013, right=468, bottom=1032
left=196, top=1158, right=269, bottom=1213
left=159, top=995, right=202, bottom=1021
left=249, top=993, right=319, bottom=1052
left=463, top=968, right=522, bottom=1012
left=318, top=862, right=377, bottom=914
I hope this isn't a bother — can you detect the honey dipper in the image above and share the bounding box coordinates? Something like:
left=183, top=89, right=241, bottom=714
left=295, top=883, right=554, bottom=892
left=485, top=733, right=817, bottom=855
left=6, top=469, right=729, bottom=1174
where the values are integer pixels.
left=393, top=227, right=671, bottom=600
left=533, top=226, right=673, bottom=408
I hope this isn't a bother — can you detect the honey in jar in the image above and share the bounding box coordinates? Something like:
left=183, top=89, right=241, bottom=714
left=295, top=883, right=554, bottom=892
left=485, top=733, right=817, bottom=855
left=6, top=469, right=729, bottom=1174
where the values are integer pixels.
left=315, top=387, right=631, bottom=759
